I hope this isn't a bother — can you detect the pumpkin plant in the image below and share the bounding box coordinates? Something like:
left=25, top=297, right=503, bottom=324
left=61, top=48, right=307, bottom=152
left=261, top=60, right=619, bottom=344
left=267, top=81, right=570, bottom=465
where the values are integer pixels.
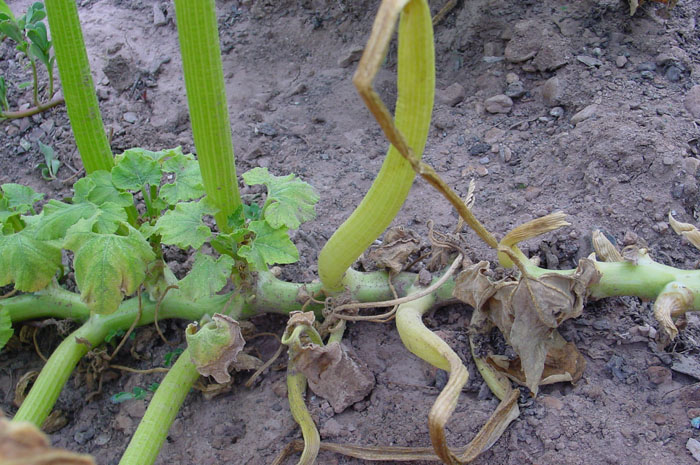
left=1, top=0, right=698, bottom=464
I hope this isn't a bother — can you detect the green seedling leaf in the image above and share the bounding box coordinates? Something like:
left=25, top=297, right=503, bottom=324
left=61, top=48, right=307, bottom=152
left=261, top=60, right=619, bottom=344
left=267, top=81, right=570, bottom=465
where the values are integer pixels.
left=110, top=391, right=135, bottom=404
left=117, top=147, right=175, bottom=164
left=1, top=183, right=43, bottom=214
left=110, top=385, right=148, bottom=404
left=210, top=228, right=250, bottom=258
left=0, top=306, right=13, bottom=352
left=242, top=167, right=319, bottom=229
left=23, top=2, right=46, bottom=25
left=238, top=220, right=298, bottom=271
left=111, top=149, right=162, bottom=191
left=64, top=217, right=155, bottom=314
left=244, top=202, right=262, bottom=221
left=0, top=0, right=17, bottom=22
left=154, top=200, right=216, bottom=249
left=105, top=329, right=126, bottom=344
left=147, top=382, right=159, bottom=392
left=36, top=141, right=60, bottom=180
left=164, top=348, right=184, bottom=367
left=159, top=153, right=205, bottom=205
left=0, top=21, right=22, bottom=44
left=0, top=228, right=61, bottom=291
left=186, top=314, right=245, bottom=383
left=178, top=252, right=234, bottom=301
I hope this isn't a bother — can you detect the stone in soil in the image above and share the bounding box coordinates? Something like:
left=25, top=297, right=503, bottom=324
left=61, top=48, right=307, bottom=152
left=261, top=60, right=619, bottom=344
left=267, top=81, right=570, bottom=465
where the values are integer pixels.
left=684, top=85, right=700, bottom=118
left=484, top=94, right=513, bottom=114
left=570, top=104, right=598, bottom=125
left=542, top=76, right=562, bottom=106
left=436, top=82, right=466, bottom=107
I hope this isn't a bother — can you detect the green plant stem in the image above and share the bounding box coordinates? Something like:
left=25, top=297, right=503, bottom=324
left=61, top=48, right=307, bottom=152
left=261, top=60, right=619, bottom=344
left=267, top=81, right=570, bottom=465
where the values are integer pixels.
left=9, top=256, right=700, bottom=427
left=30, top=59, right=39, bottom=107
left=173, top=0, right=241, bottom=230
left=317, top=0, right=435, bottom=292
left=45, top=0, right=113, bottom=173
left=13, top=318, right=108, bottom=425
left=118, top=348, right=200, bottom=465
left=0, top=96, right=64, bottom=119
left=286, top=369, right=320, bottom=465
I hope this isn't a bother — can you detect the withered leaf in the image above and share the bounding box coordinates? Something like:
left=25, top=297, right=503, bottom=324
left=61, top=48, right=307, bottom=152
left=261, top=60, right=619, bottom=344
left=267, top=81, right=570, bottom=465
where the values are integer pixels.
left=367, top=227, right=421, bottom=274
left=455, top=259, right=599, bottom=394
left=0, top=416, right=95, bottom=464
left=294, top=341, right=375, bottom=413
left=186, top=313, right=245, bottom=383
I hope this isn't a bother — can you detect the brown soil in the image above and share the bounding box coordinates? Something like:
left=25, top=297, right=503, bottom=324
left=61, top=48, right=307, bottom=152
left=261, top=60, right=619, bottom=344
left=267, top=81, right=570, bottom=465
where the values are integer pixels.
left=2, top=0, right=700, bottom=464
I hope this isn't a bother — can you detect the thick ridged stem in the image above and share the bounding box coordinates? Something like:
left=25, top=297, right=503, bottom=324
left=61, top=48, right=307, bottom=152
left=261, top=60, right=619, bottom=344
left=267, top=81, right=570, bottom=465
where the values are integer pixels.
left=44, top=0, right=113, bottom=173
left=173, top=0, right=241, bottom=230
left=318, top=0, right=434, bottom=291
left=118, top=348, right=200, bottom=465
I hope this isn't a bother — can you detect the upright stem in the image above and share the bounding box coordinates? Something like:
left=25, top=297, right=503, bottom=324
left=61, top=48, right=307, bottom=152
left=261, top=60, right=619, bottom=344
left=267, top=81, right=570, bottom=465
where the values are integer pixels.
left=45, top=0, right=113, bottom=173
left=30, top=60, right=39, bottom=107
left=119, top=348, right=200, bottom=465
left=173, top=0, right=241, bottom=230
left=318, top=0, right=435, bottom=291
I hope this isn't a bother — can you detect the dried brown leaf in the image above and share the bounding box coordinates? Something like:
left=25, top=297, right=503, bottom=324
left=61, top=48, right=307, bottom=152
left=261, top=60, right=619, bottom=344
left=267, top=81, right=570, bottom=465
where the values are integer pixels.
left=654, top=283, right=694, bottom=341
left=669, top=213, right=700, bottom=252
left=592, top=230, right=623, bottom=262
left=294, top=342, right=375, bottom=413
left=454, top=259, right=599, bottom=394
left=500, top=212, right=570, bottom=248
left=14, top=371, right=39, bottom=408
left=186, top=314, right=245, bottom=383
left=0, top=417, right=95, bottom=464
left=368, top=227, right=421, bottom=274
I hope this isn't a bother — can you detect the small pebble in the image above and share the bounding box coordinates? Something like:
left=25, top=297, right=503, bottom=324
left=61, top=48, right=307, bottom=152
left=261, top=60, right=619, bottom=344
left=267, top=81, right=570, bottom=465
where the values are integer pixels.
left=549, top=107, right=564, bottom=118
left=665, top=65, right=682, bottom=82
left=469, top=142, right=491, bottom=156
left=637, top=62, right=657, bottom=72
left=123, top=112, right=138, bottom=124
left=479, top=156, right=490, bottom=164
left=476, top=165, right=488, bottom=177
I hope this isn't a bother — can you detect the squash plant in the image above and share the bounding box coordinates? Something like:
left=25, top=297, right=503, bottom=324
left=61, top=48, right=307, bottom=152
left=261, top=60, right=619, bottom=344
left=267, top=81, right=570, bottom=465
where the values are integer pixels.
left=1, top=0, right=699, bottom=464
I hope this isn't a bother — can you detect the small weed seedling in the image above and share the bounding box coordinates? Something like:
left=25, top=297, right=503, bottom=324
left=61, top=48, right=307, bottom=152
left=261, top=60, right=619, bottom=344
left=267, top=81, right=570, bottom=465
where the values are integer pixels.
left=0, top=0, right=63, bottom=120
left=0, top=1, right=697, bottom=465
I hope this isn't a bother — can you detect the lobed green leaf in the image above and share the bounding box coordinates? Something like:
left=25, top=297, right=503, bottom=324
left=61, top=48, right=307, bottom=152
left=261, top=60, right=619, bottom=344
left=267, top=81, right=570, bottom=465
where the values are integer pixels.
left=242, top=167, right=319, bottom=229
left=112, top=149, right=162, bottom=191
left=0, top=228, right=61, bottom=291
left=160, top=153, right=205, bottom=205
left=1, top=183, right=43, bottom=214
left=238, top=220, right=298, bottom=271
left=64, top=217, right=155, bottom=314
left=154, top=200, right=216, bottom=249
left=178, top=252, right=234, bottom=301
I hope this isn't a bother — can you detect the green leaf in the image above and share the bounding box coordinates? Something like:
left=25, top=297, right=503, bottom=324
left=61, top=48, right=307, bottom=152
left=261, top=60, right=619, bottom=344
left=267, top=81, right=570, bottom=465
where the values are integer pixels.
left=117, top=147, right=175, bottom=164
left=154, top=200, right=215, bottom=249
left=238, top=220, right=298, bottom=271
left=64, top=218, right=155, bottom=314
left=1, top=183, right=43, bottom=214
left=164, top=348, right=184, bottom=367
left=82, top=171, right=133, bottom=207
left=34, top=199, right=127, bottom=239
left=210, top=228, right=249, bottom=258
left=0, top=228, right=61, bottom=291
left=159, top=153, right=205, bottom=204
left=0, top=1, right=17, bottom=22
left=0, top=306, right=12, bottom=352
left=242, top=167, right=319, bottom=229
left=178, top=252, right=234, bottom=301
left=112, top=149, right=162, bottom=191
